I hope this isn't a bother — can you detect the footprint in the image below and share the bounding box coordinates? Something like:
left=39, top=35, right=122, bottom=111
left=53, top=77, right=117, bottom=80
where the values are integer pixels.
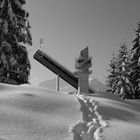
left=71, top=94, right=108, bottom=140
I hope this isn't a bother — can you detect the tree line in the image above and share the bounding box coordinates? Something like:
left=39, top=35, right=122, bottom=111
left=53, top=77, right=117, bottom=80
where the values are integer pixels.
left=106, top=22, right=140, bottom=99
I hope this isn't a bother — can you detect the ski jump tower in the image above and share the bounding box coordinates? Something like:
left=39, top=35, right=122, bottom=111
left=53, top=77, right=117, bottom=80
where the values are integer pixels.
left=75, top=47, right=92, bottom=94
left=33, top=46, right=94, bottom=94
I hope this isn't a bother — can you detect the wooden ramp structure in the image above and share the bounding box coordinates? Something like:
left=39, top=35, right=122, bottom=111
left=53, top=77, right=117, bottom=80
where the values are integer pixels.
left=33, top=50, right=94, bottom=94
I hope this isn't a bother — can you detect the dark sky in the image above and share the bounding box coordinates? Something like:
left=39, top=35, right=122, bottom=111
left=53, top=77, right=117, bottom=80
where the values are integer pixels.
left=25, top=0, right=140, bottom=84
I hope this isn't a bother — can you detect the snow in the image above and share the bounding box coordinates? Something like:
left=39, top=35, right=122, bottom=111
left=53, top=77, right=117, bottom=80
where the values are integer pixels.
left=71, top=94, right=108, bottom=140
left=0, top=83, right=140, bottom=140
left=0, top=83, right=81, bottom=140
left=91, top=92, right=140, bottom=140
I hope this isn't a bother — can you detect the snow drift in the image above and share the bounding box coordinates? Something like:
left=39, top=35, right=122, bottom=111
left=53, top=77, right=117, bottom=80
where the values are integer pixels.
left=0, top=84, right=81, bottom=140
left=91, top=92, right=140, bottom=140
left=0, top=83, right=140, bottom=140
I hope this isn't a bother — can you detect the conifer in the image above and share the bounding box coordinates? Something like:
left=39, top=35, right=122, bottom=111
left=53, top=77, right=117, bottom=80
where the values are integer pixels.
left=129, top=22, right=140, bottom=98
left=114, top=43, right=134, bottom=99
left=0, top=0, right=32, bottom=84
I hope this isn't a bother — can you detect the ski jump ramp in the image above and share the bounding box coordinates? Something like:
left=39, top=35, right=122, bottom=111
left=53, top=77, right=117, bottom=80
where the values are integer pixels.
left=33, top=50, right=94, bottom=94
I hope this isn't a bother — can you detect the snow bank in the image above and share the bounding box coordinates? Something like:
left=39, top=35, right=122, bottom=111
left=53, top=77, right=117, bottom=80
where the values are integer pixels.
left=0, top=84, right=81, bottom=140
left=90, top=92, right=140, bottom=140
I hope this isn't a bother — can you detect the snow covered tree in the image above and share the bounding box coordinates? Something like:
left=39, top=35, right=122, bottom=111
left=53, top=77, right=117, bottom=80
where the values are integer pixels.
left=113, top=43, right=134, bottom=99
left=0, top=0, right=32, bottom=84
left=106, top=52, right=117, bottom=92
left=129, top=22, right=140, bottom=98
left=107, top=43, right=135, bottom=99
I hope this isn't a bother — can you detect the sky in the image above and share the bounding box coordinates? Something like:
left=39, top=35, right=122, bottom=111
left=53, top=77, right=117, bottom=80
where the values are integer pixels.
left=24, top=0, right=140, bottom=84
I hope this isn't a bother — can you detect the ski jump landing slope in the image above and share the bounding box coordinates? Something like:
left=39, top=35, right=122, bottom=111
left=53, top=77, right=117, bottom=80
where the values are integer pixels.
left=33, top=50, right=94, bottom=93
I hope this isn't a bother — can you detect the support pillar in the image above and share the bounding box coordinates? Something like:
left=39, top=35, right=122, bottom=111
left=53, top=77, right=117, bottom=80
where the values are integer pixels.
left=56, top=75, right=60, bottom=92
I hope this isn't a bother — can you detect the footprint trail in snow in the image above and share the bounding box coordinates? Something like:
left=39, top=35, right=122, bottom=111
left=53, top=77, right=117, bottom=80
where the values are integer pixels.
left=71, top=94, right=108, bottom=140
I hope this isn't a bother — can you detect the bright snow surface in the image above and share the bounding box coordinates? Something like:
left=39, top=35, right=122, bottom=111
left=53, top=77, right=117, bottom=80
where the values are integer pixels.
left=0, top=84, right=140, bottom=140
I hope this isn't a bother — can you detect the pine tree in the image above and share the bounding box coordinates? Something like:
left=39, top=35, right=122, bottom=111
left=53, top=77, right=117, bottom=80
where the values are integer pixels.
left=129, top=22, right=140, bottom=98
left=114, top=43, right=134, bottom=99
left=106, top=52, right=117, bottom=92
left=0, top=0, right=32, bottom=84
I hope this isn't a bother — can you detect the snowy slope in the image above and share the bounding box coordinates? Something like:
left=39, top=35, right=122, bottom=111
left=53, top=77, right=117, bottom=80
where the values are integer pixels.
left=0, top=83, right=140, bottom=140
left=39, top=78, right=71, bottom=91
left=0, top=84, right=81, bottom=140
left=39, top=77, right=107, bottom=92
left=91, top=92, right=140, bottom=140
left=89, top=77, right=108, bottom=92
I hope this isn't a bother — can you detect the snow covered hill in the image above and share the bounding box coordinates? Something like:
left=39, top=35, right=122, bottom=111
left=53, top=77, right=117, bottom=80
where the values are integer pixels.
left=91, top=92, right=140, bottom=140
left=89, top=77, right=108, bottom=92
left=39, top=77, right=107, bottom=92
left=39, top=77, right=75, bottom=92
left=0, top=83, right=81, bottom=140
left=0, top=83, right=140, bottom=140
